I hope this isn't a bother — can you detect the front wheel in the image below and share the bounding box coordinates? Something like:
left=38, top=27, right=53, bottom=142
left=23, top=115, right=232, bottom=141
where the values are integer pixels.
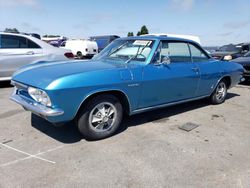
left=210, top=80, right=228, bottom=104
left=77, top=95, right=123, bottom=140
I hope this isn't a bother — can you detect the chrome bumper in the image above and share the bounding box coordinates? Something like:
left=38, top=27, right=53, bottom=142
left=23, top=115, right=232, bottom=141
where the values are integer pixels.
left=10, top=91, right=64, bottom=117
left=240, top=77, right=245, bottom=82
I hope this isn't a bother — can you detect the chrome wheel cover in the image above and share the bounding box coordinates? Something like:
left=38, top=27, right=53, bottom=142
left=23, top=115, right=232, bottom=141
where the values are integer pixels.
left=215, top=82, right=226, bottom=101
left=88, top=102, right=117, bottom=132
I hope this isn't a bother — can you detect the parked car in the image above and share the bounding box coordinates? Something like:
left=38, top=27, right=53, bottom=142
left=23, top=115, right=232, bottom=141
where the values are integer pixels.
left=42, top=36, right=67, bottom=47
left=49, top=39, right=65, bottom=47
left=60, top=39, right=98, bottom=59
left=0, top=32, right=74, bottom=81
left=28, top=33, right=41, bottom=40
left=203, top=46, right=219, bottom=54
left=231, top=51, right=250, bottom=81
left=211, top=43, right=250, bottom=60
left=89, top=35, right=120, bottom=52
left=19, top=32, right=41, bottom=40
left=10, top=36, right=244, bottom=140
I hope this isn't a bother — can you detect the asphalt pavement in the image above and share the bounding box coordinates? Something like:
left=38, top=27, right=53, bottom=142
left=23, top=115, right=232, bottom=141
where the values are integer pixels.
left=0, top=81, right=250, bottom=188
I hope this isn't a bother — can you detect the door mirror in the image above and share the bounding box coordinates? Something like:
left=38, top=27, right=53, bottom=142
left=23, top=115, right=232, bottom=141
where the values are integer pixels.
left=162, top=56, right=171, bottom=65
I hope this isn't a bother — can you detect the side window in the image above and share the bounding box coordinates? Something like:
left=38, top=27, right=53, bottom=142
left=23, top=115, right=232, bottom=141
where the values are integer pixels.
left=153, top=41, right=191, bottom=63
left=19, top=37, right=28, bottom=48
left=1, top=35, right=20, bottom=48
left=166, top=42, right=191, bottom=63
left=27, top=39, right=40, bottom=48
left=189, top=44, right=209, bottom=62
left=0, top=35, right=40, bottom=49
left=242, top=45, right=249, bottom=53
left=60, top=41, right=66, bottom=47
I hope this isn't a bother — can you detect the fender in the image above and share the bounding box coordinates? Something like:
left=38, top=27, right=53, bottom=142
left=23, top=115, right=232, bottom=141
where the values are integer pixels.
left=73, top=88, right=132, bottom=118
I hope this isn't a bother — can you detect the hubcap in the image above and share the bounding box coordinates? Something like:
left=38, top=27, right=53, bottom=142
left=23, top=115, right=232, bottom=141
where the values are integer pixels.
left=215, top=82, right=226, bottom=101
left=89, top=102, right=117, bottom=132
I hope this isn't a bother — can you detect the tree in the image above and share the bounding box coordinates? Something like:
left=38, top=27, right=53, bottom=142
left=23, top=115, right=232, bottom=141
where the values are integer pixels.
left=127, top=32, right=134, bottom=37
left=4, top=28, right=19, bottom=33
left=136, top=25, right=149, bottom=36
left=140, top=25, right=149, bottom=35
left=128, top=25, right=149, bottom=37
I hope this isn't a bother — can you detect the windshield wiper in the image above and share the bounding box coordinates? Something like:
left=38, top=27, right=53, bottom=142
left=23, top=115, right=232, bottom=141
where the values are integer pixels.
left=108, top=41, right=129, bottom=57
left=125, top=41, right=151, bottom=64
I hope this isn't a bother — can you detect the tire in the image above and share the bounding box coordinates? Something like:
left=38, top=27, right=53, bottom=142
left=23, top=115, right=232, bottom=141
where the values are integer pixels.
left=210, top=79, right=228, bottom=104
left=77, top=94, right=123, bottom=140
left=76, top=51, right=83, bottom=59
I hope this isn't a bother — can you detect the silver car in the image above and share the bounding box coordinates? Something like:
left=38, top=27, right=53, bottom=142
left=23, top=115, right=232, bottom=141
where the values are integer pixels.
left=0, top=32, right=73, bottom=81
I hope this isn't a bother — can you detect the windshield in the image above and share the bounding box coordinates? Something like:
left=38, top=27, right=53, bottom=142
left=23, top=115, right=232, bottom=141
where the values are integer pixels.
left=93, top=39, right=155, bottom=63
left=218, top=44, right=240, bottom=52
left=244, top=51, right=250, bottom=57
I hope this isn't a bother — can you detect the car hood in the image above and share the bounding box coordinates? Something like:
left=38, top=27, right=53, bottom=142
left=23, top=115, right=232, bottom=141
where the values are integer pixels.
left=12, top=59, right=127, bottom=89
left=212, top=51, right=237, bottom=56
left=231, top=57, right=250, bottom=65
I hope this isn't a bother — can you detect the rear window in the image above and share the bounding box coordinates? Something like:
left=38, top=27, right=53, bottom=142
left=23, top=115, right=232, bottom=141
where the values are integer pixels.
left=0, top=34, right=41, bottom=49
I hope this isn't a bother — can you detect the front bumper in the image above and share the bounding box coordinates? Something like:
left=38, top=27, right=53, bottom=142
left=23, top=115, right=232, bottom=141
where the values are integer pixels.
left=10, top=89, right=64, bottom=117
left=243, top=70, right=250, bottom=80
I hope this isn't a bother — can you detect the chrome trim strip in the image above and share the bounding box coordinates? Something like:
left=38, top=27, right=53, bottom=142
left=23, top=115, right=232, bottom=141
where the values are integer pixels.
left=11, top=80, right=28, bottom=90
left=131, top=95, right=209, bottom=115
left=10, top=92, right=64, bottom=117
left=0, top=77, right=12, bottom=81
left=240, top=77, right=246, bottom=82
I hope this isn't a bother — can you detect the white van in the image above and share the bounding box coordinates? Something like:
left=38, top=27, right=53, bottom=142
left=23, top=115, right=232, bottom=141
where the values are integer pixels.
left=143, top=33, right=201, bottom=45
left=61, top=39, right=98, bottom=59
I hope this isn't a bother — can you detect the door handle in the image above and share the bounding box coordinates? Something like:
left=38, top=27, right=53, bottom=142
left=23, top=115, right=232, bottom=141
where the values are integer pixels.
left=26, top=51, right=35, bottom=55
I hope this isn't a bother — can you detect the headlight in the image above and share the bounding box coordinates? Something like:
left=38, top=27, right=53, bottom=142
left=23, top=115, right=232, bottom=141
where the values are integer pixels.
left=223, top=55, right=233, bottom=61
left=28, top=87, right=52, bottom=107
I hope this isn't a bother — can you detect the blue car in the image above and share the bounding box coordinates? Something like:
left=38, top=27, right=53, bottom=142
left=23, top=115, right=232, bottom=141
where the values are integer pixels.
left=10, top=36, right=244, bottom=140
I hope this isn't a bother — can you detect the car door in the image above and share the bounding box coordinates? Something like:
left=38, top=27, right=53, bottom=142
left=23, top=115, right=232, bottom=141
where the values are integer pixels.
left=138, top=41, right=200, bottom=108
left=188, top=43, right=222, bottom=96
left=0, top=34, right=43, bottom=79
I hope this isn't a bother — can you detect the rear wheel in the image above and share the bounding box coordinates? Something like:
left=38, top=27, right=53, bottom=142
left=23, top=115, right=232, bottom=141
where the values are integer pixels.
left=77, top=95, right=123, bottom=140
left=76, top=51, right=83, bottom=59
left=210, top=79, right=228, bottom=104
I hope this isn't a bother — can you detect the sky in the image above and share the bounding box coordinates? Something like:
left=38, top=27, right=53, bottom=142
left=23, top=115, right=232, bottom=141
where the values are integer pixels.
left=0, top=0, right=249, bottom=46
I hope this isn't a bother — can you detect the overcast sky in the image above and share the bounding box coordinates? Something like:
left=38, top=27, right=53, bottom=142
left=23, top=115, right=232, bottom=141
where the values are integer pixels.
left=0, top=0, right=249, bottom=46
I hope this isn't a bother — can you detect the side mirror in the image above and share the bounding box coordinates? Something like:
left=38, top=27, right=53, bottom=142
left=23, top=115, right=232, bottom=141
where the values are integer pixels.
left=162, top=56, right=171, bottom=65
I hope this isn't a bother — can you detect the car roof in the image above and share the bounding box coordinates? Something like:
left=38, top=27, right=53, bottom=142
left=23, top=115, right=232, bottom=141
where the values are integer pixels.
left=0, top=32, right=55, bottom=49
left=119, top=35, right=201, bottom=46
left=0, top=31, right=29, bottom=37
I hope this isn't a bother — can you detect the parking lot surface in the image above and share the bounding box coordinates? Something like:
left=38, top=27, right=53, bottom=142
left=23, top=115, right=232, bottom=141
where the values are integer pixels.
left=0, top=82, right=250, bottom=188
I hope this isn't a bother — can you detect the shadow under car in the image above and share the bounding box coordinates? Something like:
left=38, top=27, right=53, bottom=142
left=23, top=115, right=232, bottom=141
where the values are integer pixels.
left=31, top=92, right=239, bottom=143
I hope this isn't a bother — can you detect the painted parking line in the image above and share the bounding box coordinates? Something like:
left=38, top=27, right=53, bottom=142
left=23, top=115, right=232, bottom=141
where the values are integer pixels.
left=0, top=143, right=64, bottom=167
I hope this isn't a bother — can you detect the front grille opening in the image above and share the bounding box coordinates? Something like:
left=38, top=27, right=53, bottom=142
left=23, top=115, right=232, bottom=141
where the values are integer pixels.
left=244, top=66, right=250, bottom=71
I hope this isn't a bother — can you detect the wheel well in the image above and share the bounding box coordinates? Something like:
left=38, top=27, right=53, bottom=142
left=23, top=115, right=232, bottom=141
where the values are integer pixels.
left=75, top=90, right=130, bottom=119
left=222, top=76, right=231, bottom=88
